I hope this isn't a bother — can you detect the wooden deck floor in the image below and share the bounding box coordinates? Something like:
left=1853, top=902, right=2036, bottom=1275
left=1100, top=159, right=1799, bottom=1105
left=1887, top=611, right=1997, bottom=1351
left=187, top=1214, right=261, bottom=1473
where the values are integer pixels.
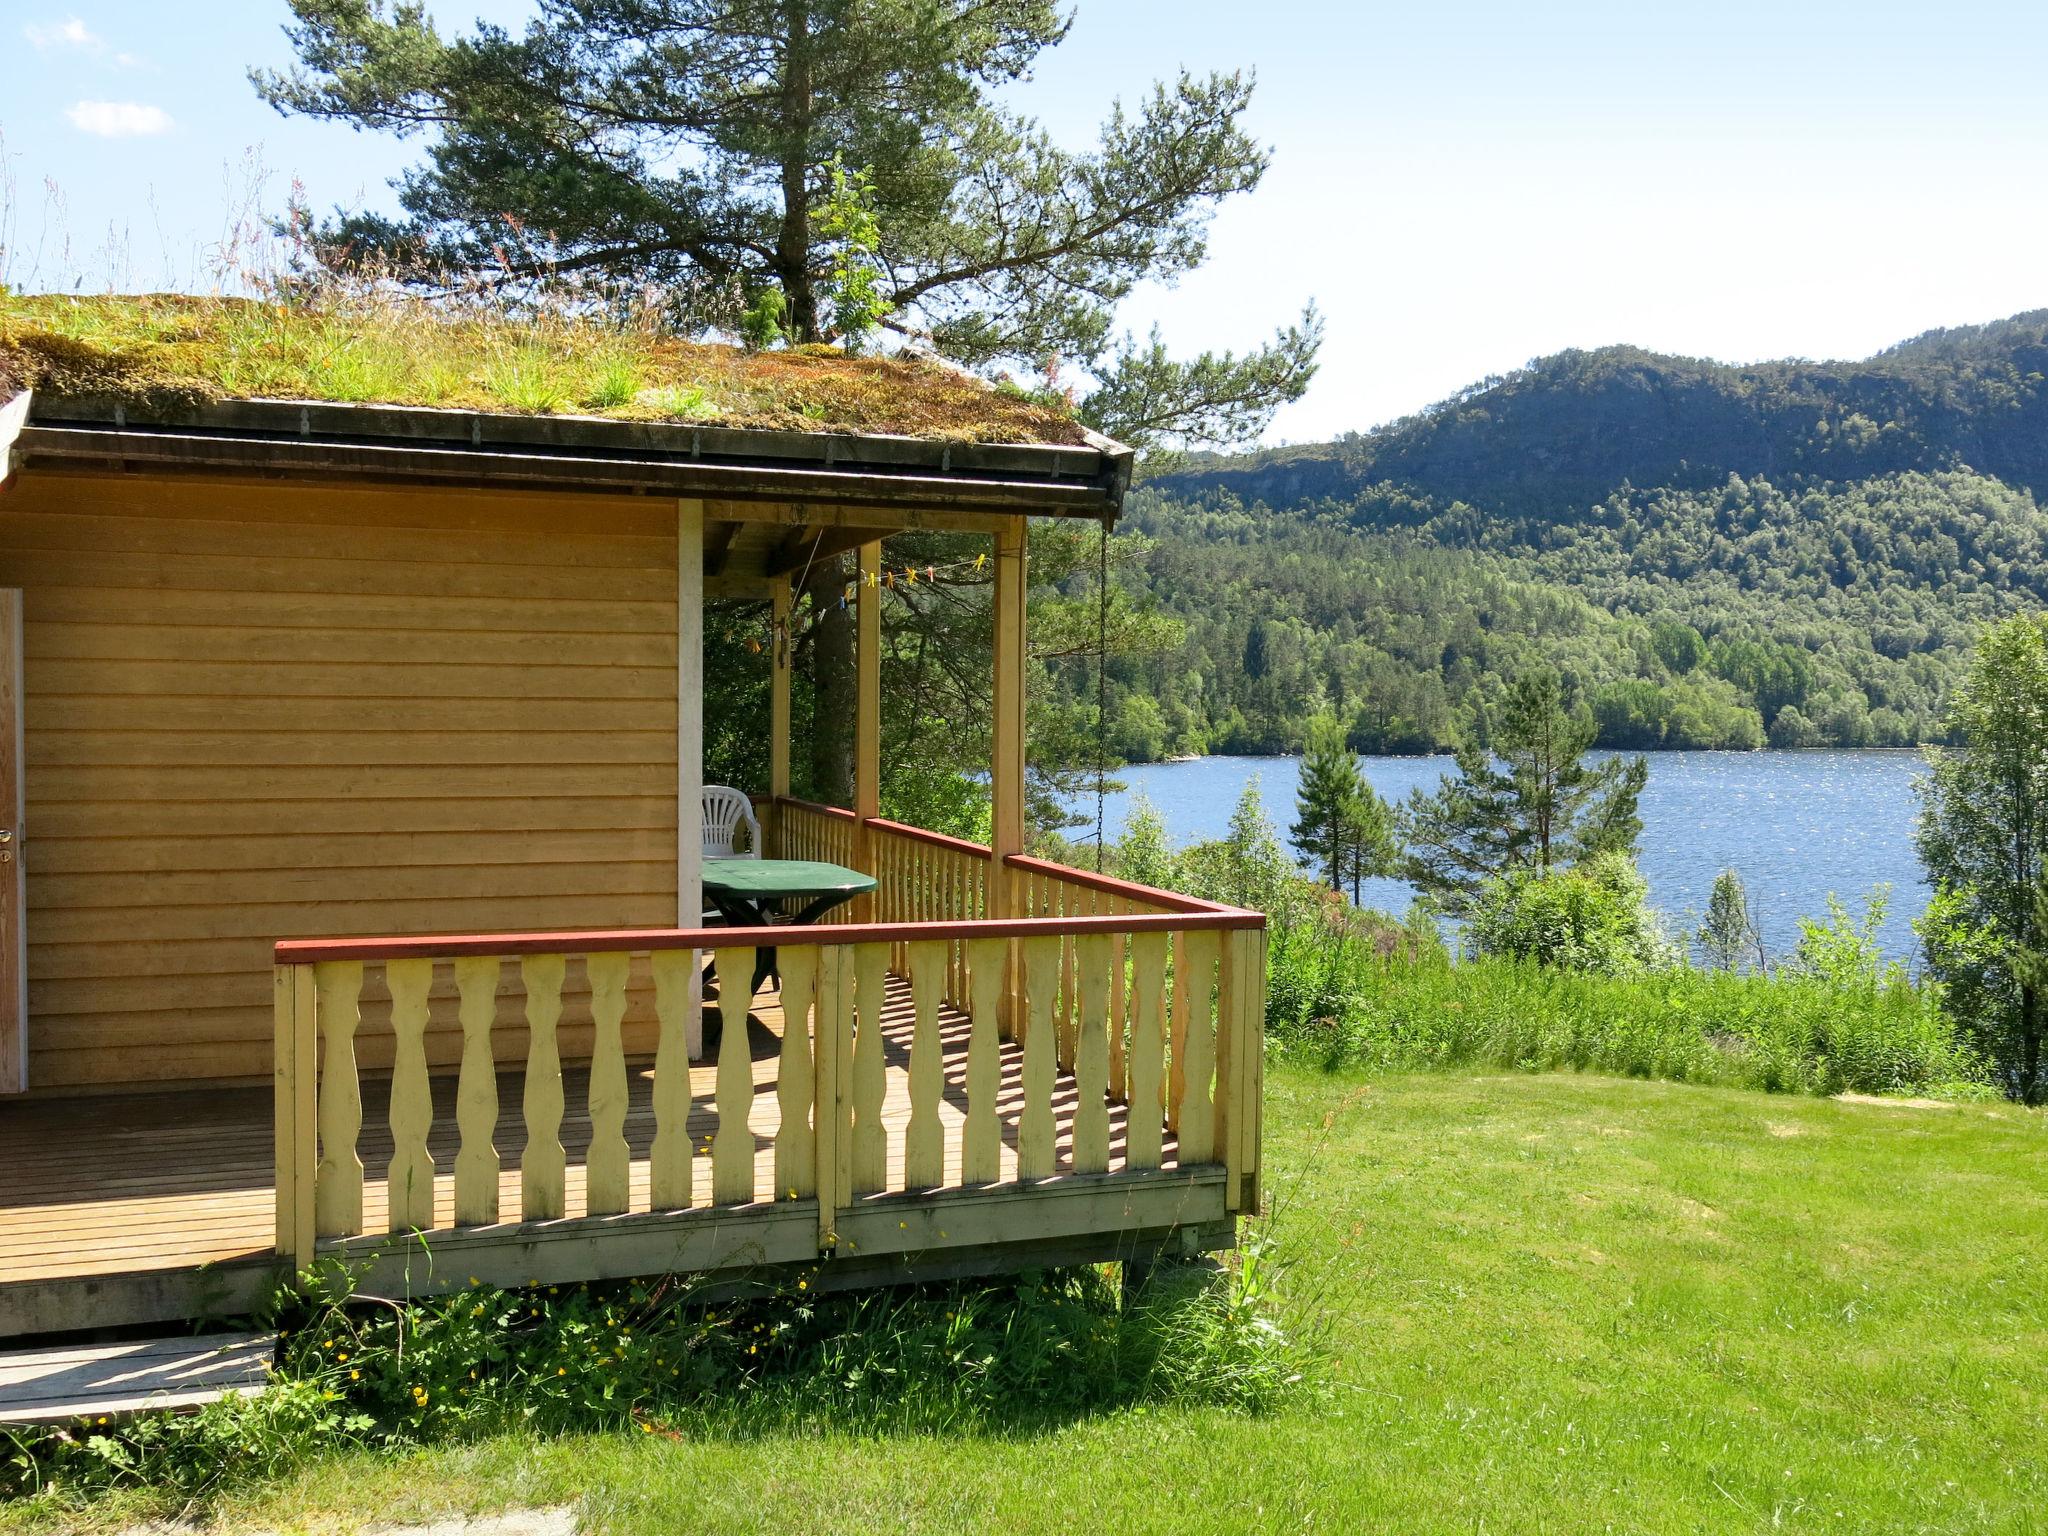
left=0, top=973, right=1182, bottom=1331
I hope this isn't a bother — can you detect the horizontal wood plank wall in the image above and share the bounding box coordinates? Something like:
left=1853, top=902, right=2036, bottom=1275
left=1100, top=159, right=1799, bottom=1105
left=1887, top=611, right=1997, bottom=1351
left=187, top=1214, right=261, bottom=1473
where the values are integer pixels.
left=0, top=471, right=679, bottom=1091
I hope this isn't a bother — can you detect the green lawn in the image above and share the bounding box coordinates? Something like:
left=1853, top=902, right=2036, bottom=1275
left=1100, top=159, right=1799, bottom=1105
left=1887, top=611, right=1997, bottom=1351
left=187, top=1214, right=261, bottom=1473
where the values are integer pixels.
left=15, top=1067, right=2048, bottom=1534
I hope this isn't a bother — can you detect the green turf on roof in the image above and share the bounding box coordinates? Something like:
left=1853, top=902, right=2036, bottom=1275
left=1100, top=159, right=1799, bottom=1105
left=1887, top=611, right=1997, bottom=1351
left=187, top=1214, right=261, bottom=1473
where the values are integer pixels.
left=0, top=292, right=1089, bottom=447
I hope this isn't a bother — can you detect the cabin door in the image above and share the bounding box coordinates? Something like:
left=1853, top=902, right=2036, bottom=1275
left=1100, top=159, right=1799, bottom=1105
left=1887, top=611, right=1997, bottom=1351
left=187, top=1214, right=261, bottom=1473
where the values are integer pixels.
left=0, top=590, right=21, bottom=1093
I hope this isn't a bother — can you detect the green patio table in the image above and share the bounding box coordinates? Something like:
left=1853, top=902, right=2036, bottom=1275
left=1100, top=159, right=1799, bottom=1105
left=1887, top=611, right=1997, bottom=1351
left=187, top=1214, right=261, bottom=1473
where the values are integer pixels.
left=700, top=857, right=877, bottom=997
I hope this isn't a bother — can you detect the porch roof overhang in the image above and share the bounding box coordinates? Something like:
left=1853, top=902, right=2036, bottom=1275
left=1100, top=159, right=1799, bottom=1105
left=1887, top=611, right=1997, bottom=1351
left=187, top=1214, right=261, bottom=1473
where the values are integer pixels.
left=0, top=390, right=1133, bottom=523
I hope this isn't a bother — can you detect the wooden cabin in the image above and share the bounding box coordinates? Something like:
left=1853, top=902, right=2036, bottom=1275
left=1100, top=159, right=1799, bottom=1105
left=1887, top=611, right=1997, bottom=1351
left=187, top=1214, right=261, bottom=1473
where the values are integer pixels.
left=0, top=312, right=1263, bottom=1341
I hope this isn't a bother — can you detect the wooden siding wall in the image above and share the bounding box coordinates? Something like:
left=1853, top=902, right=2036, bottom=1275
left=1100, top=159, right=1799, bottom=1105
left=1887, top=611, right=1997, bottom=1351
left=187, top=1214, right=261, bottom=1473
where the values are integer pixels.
left=0, top=471, right=680, bottom=1092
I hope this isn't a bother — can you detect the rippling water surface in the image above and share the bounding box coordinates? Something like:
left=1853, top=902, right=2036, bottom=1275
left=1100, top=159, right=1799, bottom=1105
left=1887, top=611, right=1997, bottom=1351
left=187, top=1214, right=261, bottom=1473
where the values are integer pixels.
left=1065, top=750, right=1929, bottom=960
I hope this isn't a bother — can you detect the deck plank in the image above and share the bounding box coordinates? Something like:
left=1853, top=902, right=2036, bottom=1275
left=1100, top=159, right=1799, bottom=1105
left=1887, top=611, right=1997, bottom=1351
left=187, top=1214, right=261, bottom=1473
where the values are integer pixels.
left=0, top=1331, right=273, bottom=1422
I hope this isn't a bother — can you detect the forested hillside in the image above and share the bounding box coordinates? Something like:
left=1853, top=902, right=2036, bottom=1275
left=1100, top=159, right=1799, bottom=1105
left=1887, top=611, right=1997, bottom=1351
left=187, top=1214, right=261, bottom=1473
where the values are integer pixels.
left=1066, top=313, right=2048, bottom=758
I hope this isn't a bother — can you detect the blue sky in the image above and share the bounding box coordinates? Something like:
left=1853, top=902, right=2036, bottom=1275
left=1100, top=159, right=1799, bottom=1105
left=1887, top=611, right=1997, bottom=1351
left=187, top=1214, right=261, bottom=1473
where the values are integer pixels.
left=4, top=1, right=2046, bottom=441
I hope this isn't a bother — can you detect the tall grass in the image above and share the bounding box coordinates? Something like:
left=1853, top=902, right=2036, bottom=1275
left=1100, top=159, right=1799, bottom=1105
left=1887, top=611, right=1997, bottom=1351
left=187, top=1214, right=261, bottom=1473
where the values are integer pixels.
left=2, top=1252, right=1301, bottom=1509
left=1265, top=918, right=1988, bottom=1097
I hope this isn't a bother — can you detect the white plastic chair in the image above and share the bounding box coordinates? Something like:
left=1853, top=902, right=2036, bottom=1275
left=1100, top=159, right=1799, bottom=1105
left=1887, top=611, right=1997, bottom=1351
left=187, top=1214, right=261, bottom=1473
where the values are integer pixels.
left=702, top=786, right=762, bottom=860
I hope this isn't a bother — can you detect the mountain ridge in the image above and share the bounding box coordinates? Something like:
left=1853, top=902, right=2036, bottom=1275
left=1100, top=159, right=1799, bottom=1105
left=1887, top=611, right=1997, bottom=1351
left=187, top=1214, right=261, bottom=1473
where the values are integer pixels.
left=1156, top=309, right=2048, bottom=516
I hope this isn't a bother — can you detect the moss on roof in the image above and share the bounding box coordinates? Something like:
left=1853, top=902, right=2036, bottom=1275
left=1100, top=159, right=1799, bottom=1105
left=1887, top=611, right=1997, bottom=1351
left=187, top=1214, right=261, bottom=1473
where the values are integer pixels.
left=0, top=292, right=1089, bottom=447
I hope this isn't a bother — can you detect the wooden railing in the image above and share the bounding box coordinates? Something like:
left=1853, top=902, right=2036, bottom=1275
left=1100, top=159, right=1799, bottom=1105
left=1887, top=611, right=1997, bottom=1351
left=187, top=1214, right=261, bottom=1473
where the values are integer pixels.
left=1005, top=854, right=1247, bottom=1130
left=775, top=797, right=857, bottom=874
left=867, top=819, right=992, bottom=1006
left=273, top=900, right=1263, bottom=1278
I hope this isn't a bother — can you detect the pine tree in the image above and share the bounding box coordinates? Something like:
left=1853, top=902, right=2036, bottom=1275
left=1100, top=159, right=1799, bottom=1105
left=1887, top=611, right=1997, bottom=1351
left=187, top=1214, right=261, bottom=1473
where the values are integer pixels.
left=254, top=0, right=1320, bottom=454
left=1399, top=669, right=1647, bottom=913
left=1291, top=713, right=1364, bottom=891
left=1696, top=868, right=1762, bottom=971
left=1340, top=780, right=1399, bottom=904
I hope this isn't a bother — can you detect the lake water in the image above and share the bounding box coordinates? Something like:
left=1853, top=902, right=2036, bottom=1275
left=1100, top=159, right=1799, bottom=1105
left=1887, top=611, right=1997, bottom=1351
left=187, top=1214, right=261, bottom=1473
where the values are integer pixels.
left=1064, top=750, right=1930, bottom=961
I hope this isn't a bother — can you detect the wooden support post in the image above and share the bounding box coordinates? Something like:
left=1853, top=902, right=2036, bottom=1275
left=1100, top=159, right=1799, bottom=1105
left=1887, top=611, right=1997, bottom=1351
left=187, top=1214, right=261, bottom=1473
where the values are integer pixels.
left=853, top=539, right=882, bottom=916
left=271, top=963, right=316, bottom=1269
left=813, top=945, right=849, bottom=1251
left=679, top=498, right=706, bottom=1057
left=769, top=576, right=792, bottom=856
left=988, top=518, right=1028, bottom=1030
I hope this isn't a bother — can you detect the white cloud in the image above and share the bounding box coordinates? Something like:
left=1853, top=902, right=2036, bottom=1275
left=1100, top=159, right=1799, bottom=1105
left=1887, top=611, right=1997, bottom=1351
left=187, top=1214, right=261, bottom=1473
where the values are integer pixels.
left=65, top=100, right=173, bottom=138
left=24, top=17, right=100, bottom=50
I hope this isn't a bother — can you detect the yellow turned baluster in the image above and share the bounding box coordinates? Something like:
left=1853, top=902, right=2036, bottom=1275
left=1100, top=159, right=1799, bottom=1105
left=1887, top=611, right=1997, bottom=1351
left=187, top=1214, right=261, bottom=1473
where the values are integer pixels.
left=1072, top=933, right=1112, bottom=1174
left=1167, top=930, right=1189, bottom=1131
left=951, top=855, right=968, bottom=1004
left=962, top=938, right=1004, bottom=1184
left=1018, top=936, right=1060, bottom=1179
left=1127, top=932, right=1168, bottom=1171
left=1176, top=929, right=1220, bottom=1164
left=452, top=956, right=501, bottom=1225
left=313, top=960, right=365, bottom=1238
left=775, top=945, right=817, bottom=1200
left=585, top=952, right=631, bottom=1216
left=1057, top=883, right=1079, bottom=1073
left=520, top=953, right=567, bottom=1221
left=649, top=948, right=695, bottom=1210
left=385, top=957, right=436, bottom=1232
left=904, top=940, right=947, bottom=1189
left=712, top=948, right=756, bottom=1203
left=849, top=943, right=888, bottom=1195
left=813, top=946, right=852, bottom=1246
left=1106, top=899, right=1127, bottom=1106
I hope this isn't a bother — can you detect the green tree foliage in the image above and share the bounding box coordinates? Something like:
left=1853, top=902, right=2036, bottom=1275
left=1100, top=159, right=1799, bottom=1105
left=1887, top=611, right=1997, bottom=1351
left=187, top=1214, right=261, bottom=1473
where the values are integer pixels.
left=1289, top=712, right=1397, bottom=900
left=1696, top=868, right=1763, bottom=972
left=1111, top=792, right=1176, bottom=890
left=1073, top=464, right=2048, bottom=759
left=1398, top=671, right=1647, bottom=913
left=253, top=0, right=1319, bottom=452
left=1792, top=888, right=1900, bottom=991
left=1915, top=615, right=2048, bottom=1101
left=1340, top=780, right=1398, bottom=906
left=1290, top=713, right=1356, bottom=888
left=1174, top=779, right=1310, bottom=922
left=1467, top=852, right=1669, bottom=976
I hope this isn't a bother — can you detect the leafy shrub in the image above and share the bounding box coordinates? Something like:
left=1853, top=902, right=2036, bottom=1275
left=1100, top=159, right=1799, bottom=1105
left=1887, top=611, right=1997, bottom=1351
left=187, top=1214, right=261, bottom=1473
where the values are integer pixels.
left=1467, top=853, right=1671, bottom=974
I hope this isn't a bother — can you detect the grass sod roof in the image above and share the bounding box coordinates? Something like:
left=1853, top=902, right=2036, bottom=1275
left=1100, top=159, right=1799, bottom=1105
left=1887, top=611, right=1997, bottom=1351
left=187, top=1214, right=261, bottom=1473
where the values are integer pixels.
left=0, top=292, right=1091, bottom=448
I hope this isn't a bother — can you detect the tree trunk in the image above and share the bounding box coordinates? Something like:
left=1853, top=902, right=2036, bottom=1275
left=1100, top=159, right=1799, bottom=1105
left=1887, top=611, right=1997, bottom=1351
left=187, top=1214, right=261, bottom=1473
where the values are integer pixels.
left=777, top=2, right=820, bottom=341
left=806, top=558, right=855, bottom=806
left=2023, top=983, right=2044, bottom=1105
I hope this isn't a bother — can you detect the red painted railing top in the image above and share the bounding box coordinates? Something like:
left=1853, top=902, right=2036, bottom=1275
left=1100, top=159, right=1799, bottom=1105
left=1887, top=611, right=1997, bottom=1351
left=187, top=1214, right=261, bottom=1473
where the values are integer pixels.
left=1004, top=853, right=1241, bottom=916
left=775, top=798, right=1232, bottom=915
left=274, top=906, right=1261, bottom=966
left=774, top=796, right=858, bottom=823
left=863, top=816, right=995, bottom=860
